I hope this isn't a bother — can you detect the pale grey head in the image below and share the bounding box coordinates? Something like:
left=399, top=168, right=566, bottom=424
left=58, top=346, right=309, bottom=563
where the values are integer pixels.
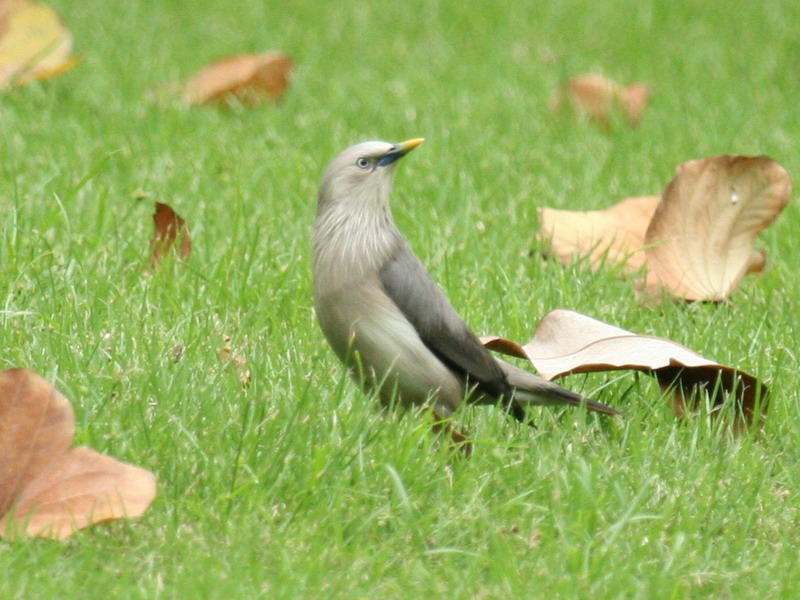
left=316, top=139, right=425, bottom=215
left=313, top=139, right=425, bottom=289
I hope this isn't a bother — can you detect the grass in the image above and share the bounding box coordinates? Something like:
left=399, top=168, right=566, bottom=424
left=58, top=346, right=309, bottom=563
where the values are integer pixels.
left=2, top=0, right=799, bottom=597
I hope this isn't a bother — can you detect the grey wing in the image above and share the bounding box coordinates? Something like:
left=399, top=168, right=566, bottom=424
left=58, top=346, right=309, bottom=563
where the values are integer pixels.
left=378, top=244, right=509, bottom=400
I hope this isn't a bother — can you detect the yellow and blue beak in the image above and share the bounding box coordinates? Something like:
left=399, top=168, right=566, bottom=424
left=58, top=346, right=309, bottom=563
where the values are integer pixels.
left=378, top=138, right=425, bottom=167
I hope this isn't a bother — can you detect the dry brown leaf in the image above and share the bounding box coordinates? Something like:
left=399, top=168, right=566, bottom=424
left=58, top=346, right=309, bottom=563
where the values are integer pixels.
left=0, top=367, right=73, bottom=516
left=538, top=155, right=790, bottom=302
left=2, top=447, right=156, bottom=540
left=643, top=156, right=791, bottom=301
left=617, top=82, right=649, bottom=126
left=539, top=195, right=660, bottom=272
left=0, top=0, right=78, bottom=88
left=549, top=74, right=649, bottom=127
left=745, top=250, right=767, bottom=275
left=0, top=369, right=156, bottom=540
left=482, top=309, right=767, bottom=433
left=183, top=51, right=292, bottom=106
left=149, top=202, right=191, bottom=269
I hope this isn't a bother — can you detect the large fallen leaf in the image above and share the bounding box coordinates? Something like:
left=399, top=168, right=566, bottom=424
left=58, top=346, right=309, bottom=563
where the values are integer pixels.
left=0, top=368, right=156, bottom=540
left=149, top=202, right=191, bottom=269
left=539, top=195, right=660, bottom=272
left=482, top=309, right=767, bottom=433
left=183, top=51, right=292, bottom=106
left=549, top=74, right=649, bottom=127
left=0, top=366, right=72, bottom=517
left=0, top=0, right=78, bottom=87
left=538, top=155, right=791, bottom=302
left=644, top=155, right=791, bottom=301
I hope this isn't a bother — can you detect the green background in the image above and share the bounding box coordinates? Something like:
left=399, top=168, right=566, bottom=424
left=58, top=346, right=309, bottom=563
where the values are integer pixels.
left=1, top=1, right=798, bottom=598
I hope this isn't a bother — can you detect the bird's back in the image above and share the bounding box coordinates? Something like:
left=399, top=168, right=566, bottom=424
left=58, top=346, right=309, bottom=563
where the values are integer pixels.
left=377, top=240, right=511, bottom=400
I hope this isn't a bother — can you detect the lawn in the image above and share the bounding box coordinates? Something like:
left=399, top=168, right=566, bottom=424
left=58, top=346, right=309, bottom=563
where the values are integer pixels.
left=2, top=0, right=799, bottom=598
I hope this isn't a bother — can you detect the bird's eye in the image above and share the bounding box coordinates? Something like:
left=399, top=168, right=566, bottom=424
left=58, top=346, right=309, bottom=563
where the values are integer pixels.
left=355, top=157, right=371, bottom=170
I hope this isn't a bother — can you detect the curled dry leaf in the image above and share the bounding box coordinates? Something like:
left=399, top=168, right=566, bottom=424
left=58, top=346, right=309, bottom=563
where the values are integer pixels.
left=149, top=202, right=191, bottom=269
left=482, top=309, right=767, bottom=433
left=0, top=0, right=79, bottom=88
left=539, top=195, right=660, bottom=272
left=538, top=155, right=791, bottom=302
left=644, top=155, right=791, bottom=301
left=549, top=74, right=649, bottom=127
left=0, top=369, right=156, bottom=540
left=183, top=51, right=292, bottom=106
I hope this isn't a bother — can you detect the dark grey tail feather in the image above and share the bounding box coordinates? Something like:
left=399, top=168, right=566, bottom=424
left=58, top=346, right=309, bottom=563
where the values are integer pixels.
left=496, top=358, right=622, bottom=417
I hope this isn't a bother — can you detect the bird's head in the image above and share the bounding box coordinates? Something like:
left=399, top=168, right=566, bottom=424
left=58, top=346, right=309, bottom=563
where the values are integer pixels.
left=318, top=139, right=424, bottom=211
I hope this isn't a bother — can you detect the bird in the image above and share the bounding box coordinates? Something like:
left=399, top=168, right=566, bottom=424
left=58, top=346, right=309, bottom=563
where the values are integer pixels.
left=312, top=139, right=620, bottom=446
